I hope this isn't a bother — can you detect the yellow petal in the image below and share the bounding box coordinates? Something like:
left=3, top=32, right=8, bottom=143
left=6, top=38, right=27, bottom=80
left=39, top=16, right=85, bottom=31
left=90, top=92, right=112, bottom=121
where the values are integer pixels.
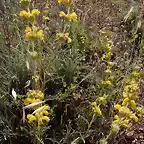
left=122, top=98, right=129, bottom=106
left=58, top=0, right=63, bottom=3
left=25, top=26, right=31, bottom=33
left=24, top=98, right=33, bottom=104
left=114, top=104, right=121, bottom=110
left=130, top=100, right=136, bottom=110
left=65, top=33, right=69, bottom=36
left=19, top=10, right=29, bottom=17
left=67, top=38, right=72, bottom=43
left=27, top=114, right=36, bottom=123
left=31, top=9, right=40, bottom=16
left=43, top=110, right=49, bottom=115
left=37, top=30, right=44, bottom=40
left=59, top=11, right=66, bottom=17
left=44, top=105, right=50, bottom=111
left=41, top=116, right=50, bottom=123
left=25, top=32, right=31, bottom=40
left=70, top=12, right=78, bottom=22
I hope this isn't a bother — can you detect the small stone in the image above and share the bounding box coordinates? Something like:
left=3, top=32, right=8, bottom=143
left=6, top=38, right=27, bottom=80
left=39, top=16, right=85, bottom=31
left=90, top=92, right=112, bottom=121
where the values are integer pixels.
left=126, top=131, right=134, bottom=137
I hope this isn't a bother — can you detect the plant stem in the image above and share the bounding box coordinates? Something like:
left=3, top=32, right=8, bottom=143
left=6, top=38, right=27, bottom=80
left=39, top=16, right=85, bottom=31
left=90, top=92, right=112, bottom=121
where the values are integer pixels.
left=88, top=114, right=95, bottom=129
left=36, top=123, right=41, bottom=144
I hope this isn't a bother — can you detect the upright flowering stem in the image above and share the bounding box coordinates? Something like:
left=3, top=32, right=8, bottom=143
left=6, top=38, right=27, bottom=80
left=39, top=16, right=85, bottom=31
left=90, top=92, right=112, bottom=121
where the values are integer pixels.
left=19, top=1, right=50, bottom=143
left=90, top=31, right=113, bottom=123
left=56, top=0, right=78, bottom=44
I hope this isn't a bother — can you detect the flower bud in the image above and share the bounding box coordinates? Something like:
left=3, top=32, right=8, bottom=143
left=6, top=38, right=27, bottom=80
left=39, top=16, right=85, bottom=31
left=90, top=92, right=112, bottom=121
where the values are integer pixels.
left=130, top=100, right=136, bottom=110
left=122, top=98, right=129, bottom=106
left=29, top=51, right=38, bottom=60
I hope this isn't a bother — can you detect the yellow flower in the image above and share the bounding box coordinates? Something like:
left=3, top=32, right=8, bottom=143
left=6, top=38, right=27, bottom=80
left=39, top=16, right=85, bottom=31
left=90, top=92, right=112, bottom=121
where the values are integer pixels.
left=70, top=12, right=77, bottom=22
left=64, top=33, right=69, bottom=37
left=58, top=0, right=63, bottom=3
left=44, top=105, right=50, bottom=111
left=119, top=106, right=132, bottom=117
left=37, top=30, right=44, bottom=40
left=111, top=123, right=120, bottom=134
left=24, top=26, right=44, bottom=41
left=27, top=114, right=36, bottom=123
left=25, top=26, right=31, bottom=40
left=42, top=116, right=50, bottom=123
left=58, top=0, right=72, bottom=5
left=33, top=99, right=41, bottom=103
left=25, top=26, right=31, bottom=33
left=101, top=80, right=112, bottom=86
left=130, top=114, right=138, bottom=122
left=114, top=115, right=119, bottom=120
left=43, top=110, right=49, bottom=115
left=91, top=101, right=97, bottom=107
left=19, top=9, right=39, bottom=23
left=123, top=119, right=129, bottom=125
left=35, top=112, right=40, bottom=119
left=93, top=106, right=102, bottom=116
left=97, top=95, right=107, bottom=104
left=59, top=11, right=78, bottom=22
left=20, top=0, right=30, bottom=8
left=106, top=44, right=111, bottom=51
left=122, top=98, right=129, bottom=106
left=56, top=32, right=72, bottom=43
left=130, top=100, right=136, bottom=110
left=31, top=9, right=40, bottom=16
left=108, top=62, right=113, bottom=68
left=122, top=119, right=129, bottom=128
left=25, top=32, right=31, bottom=40
left=19, top=10, right=29, bottom=18
left=67, top=37, right=72, bottom=43
left=91, top=102, right=102, bottom=116
left=39, top=116, right=50, bottom=124
left=37, top=91, right=44, bottom=99
left=105, top=69, right=112, bottom=74
left=24, top=98, right=33, bottom=104
left=123, top=92, right=128, bottom=98
left=59, top=11, right=66, bottom=17
left=114, top=104, right=121, bottom=110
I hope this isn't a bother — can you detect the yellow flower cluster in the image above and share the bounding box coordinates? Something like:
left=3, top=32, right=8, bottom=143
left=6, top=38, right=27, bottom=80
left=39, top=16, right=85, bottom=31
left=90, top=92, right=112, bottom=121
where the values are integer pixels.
left=57, top=0, right=78, bottom=43
left=56, top=32, right=72, bottom=43
left=112, top=73, right=140, bottom=134
left=111, top=104, right=138, bottom=134
left=102, top=40, right=113, bottom=61
left=101, top=40, right=113, bottom=86
left=20, top=0, right=30, bottom=8
left=91, top=102, right=102, bottom=116
left=114, top=105, right=138, bottom=122
left=25, top=26, right=44, bottom=41
left=19, top=9, right=40, bottom=23
left=58, top=0, right=72, bottom=6
left=122, top=80, right=138, bottom=110
left=24, top=90, right=50, bottom=125
left=59, top=11, right=77, bottom=22
left=101, top=80, right=112, bottom=86
left=24, top=90, right=44, bottom=103
left=27, top=105, right=50, bottom=124
left=19, top=3, right=44, bottom=41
